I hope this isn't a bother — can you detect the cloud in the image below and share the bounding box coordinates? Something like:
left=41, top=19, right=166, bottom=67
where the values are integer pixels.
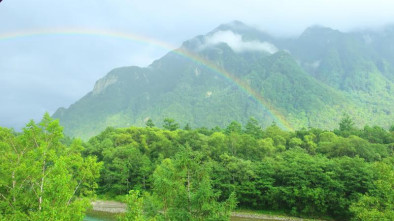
left=2, top=0, right=394, bottom=129
left=200, top=30, right=278, bottom=54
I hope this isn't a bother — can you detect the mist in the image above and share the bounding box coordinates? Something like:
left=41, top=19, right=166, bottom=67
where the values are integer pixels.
left=200, top=31, right=278, bottom=54
left=1, top=0, right=394, bottom=129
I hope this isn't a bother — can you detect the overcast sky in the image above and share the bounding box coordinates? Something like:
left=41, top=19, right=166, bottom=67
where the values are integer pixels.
left=1, top=0, right=394, bottom=129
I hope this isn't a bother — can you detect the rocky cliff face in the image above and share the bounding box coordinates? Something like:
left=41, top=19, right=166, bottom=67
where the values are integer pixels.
left=92, top=74, right=118, bottom=95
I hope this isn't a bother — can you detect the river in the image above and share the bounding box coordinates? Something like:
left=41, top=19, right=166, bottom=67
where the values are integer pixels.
left=84, top=210, right=281, bottom=221
left=85, top=201, right=305, bottom=221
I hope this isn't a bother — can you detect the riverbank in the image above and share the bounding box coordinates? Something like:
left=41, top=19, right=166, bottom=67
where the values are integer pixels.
left=91, top=200, right=126, bottom=213
left=231, top=211, right=325, bottom=221
left=89, top=200, right=327, bottom=221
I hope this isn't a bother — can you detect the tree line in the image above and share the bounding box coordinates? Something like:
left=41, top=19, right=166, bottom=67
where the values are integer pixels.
left=1, top=114, right=393, bottom=220
left=85, top=115, right=393, bottom=220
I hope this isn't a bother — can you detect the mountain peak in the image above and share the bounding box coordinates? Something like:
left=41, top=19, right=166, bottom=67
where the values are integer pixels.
left=53, top=22, right=394, bottom=139
left=210, top=20, right=259, bottom=35
left=225, top=20, right=249, bottom=28
left=182, top=21, right=276, bottom=53
left=300, top=25, right=341, bottom=38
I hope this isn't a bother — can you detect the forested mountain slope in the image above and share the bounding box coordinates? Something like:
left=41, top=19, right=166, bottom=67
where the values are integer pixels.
left=53, top=21, right=394, bottom=139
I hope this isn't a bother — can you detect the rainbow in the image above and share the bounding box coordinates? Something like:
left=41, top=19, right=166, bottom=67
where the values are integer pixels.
left=0, top=28, right=293, bottom=130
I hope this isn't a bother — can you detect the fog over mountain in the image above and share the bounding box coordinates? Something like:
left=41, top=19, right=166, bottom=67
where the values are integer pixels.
left=52, top=21, right=394, bottom=139
left=1, top=0, right=394, bottom=129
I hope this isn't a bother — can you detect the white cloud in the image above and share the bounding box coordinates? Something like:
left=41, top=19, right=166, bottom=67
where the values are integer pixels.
left=2, top=0, right=394, bottom=129
left=200, top=31, right=278, bottom=54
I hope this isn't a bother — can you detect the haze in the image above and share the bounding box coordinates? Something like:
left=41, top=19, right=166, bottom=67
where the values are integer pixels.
left=1, top=0, right=394, bottom=129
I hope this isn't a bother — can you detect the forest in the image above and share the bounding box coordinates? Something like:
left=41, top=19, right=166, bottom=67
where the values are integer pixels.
left=0, top=114, right=393, bottom=220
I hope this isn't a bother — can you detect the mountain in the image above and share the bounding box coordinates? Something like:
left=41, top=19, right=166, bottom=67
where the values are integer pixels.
left=53, top=21, right=394, bottom=139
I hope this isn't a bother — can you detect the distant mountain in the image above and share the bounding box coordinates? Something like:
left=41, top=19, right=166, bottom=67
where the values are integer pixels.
left=53, top=21, right=394, bottom=139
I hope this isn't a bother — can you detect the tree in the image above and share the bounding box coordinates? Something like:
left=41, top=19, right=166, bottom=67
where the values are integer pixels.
left=152, top=147, right=236, bottom=220
left=339, top=114, right=355, bottom=131
left=330, top=156, right=374, bottom=218
left=302, top=134, right=317, bottom=154
left=225, top=121, right=242, bottom=135
left=265, top=149, right=336, bottom=216
left=361, top=125, right=394, bottom=144
left=288, top=137, right=303, bottom=149
left=146, top=119, right=155, bottom=128
left=0, top=113, right=102, bottom=220
left=64, top=118, right=393, bottom=220
left=100, top=145, right=153, bottom=195
left=162, top=118, right=179, bottom=131
left=214, top=154, right=257, bottom=208
left=118, top=190, right=156, bottom=221
left=184, top=123, right=192, bottom=131
left=244, top=117, right=263, bottom=139
left=337, top=114, right=358, bottom=137
left=350, top=159, right=394, bottom=220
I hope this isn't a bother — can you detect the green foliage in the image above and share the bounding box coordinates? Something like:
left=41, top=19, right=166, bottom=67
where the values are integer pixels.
left=146, top=119, right=155, bottom=128
left=184, top=123, right=192, bottom=131
left=52, top=24, right=394, bottom=140
left=82, top=118, right=393, bottom=220
left=244, top=117, right=263, bottom=139
left=361, top=125, right=394, bottom=144
left=0, top=114, right=102, bottom=220
left=350, top=158, right=394, bottom=220
left=151, top=147, right=236, bottom=220
left=118, top=190, right=156, bottom=221
left=5, top=24, right=394, bottom=221
left=225, top=121, right=242, bottom=135
left=163, top=118, right=179, bottom=131
left=336, top=114, right=358, bottom=137
left=317, top=134, right=389, bottom=161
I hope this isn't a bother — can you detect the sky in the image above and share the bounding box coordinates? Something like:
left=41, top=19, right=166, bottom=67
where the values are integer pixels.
left=1, top=0, right=394, bottom=129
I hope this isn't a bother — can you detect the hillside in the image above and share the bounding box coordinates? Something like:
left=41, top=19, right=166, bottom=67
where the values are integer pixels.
left=53, top=21, right=394, bottom=139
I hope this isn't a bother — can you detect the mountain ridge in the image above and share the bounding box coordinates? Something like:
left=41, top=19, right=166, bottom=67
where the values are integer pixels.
left=53, top=21, right=394, bottom=139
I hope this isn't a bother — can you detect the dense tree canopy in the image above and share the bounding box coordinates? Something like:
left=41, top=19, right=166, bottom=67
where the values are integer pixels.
left=0, top=114, right=102, bottom=220
left=82, top=116, right=393, bottom=220
left=1, top=114, right=392, bottom=220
